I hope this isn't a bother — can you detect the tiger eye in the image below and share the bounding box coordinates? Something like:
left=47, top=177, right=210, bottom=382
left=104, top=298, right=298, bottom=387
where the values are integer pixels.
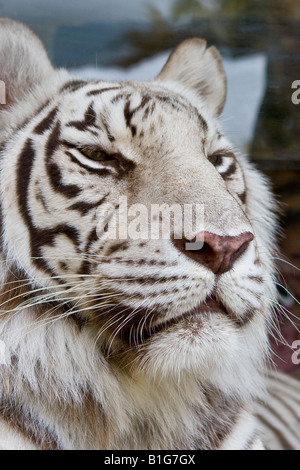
left=208, top=154, right=222, bottom=165
left=81, top=148, right=108, bottom=161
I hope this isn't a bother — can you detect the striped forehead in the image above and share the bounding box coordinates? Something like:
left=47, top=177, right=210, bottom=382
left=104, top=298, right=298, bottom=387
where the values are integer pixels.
left=58, top=80, right=210, bottom=138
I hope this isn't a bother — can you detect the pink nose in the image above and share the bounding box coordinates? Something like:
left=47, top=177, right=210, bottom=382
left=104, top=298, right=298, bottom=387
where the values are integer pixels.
left=173, top=231, right=254, bottom=274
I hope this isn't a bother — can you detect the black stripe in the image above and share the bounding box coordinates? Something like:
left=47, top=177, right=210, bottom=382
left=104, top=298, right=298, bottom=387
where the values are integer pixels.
left=238, top=190, right=246, bottom=204
left=65, top=151, right=111, bottom=177
left=124, top=95, right=153, bottom=130
left=105, top=241, right=129, bottom=256
left=124, top=100, right=137, bottom=137
left=47, top=160, right=82, bottom=198
left=17, top=139, right=80, bottom=275
left=111, top=92, right=126, bottom=104
left=45, top=120, right=61, bottom=159
left=220, top=162, right=237, bottom=179
left=68, top=194, right=107, bottom=215
left=64, top=143, right=135, bottom=175
left=17, top=139, right=35, bottom=239
left=79, top=227, right=99, bottom=274
left=17, top=139, right=53, bottom=274
left=34, top=107, right=58, bottom=135
left=60, top=80, right=88, bottom=93
left=67, top=103, right=98, bottom=131
left=101, top=116, right=115, bottom=142
left=87, top=86, right=121, bottom=97
left=45, top=122, right=82, bottom=198
left=14, top=100, right=51, bottom=135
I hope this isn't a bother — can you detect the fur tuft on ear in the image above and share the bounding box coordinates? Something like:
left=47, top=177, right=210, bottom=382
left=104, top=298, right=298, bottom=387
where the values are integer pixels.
left=156, top=38, right=227, bottom=117
left=0, top=19, right=53, bottom=109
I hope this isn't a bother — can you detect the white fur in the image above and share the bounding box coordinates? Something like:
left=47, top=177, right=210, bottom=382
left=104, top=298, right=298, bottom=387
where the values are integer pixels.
left=0, top=22, right=280, bottom=449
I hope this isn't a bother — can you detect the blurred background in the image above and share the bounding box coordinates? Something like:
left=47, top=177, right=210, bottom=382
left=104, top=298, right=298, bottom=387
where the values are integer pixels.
left=1, top=0, right=299, bottom=372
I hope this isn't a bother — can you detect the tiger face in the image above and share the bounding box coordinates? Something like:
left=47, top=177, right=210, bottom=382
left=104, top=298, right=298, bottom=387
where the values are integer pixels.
left=0, top=20, right=276, bottom=393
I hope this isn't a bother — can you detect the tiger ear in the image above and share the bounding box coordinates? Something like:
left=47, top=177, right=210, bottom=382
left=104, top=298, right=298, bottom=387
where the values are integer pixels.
left=156, top=38, right=227, bottom=117
left=0, top=19, right=53, bottom=110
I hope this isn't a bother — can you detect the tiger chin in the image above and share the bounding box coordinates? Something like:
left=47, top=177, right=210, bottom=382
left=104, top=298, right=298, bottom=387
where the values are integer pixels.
left=0, top=19, right=278, bottom=450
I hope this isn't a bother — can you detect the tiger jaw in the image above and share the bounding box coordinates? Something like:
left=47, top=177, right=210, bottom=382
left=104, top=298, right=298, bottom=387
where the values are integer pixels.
left=142, top=295, right=229, bottom=340
left=79, top=283, right=256, bottom=350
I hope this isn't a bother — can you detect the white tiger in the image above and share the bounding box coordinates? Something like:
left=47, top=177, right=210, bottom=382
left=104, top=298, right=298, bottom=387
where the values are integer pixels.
left=0, top=19, right=299, bottom=450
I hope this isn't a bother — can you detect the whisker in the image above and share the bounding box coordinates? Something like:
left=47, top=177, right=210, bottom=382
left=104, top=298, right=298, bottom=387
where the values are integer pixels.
left=273, top=256, right=300, bottom=273
left=274, top=282, right=300, bottom=306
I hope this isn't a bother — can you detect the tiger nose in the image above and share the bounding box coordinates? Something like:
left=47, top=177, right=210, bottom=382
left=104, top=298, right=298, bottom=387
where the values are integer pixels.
left=173, top=231, right=254, bottom=274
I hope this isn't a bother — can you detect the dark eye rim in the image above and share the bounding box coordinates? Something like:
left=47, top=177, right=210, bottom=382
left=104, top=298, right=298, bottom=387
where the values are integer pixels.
left=207, top=154, right=223, bottom=165
left=80, top=147, right=117, bottom=162
left=61, top=140, right=136, bottom=173
left=207, top=151, right=235, bottom=166
left=62, top=140, right=118, bottom=162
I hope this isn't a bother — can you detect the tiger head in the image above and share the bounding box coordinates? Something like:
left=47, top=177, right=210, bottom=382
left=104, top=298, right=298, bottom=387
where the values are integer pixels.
left=0, top=20, right=277, bottom=396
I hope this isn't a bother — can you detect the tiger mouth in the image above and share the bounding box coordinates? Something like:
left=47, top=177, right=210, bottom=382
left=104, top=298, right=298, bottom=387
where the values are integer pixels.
left=97, top=295, right=230, bottom=345
left=144, top=295, right=229, bottom=338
